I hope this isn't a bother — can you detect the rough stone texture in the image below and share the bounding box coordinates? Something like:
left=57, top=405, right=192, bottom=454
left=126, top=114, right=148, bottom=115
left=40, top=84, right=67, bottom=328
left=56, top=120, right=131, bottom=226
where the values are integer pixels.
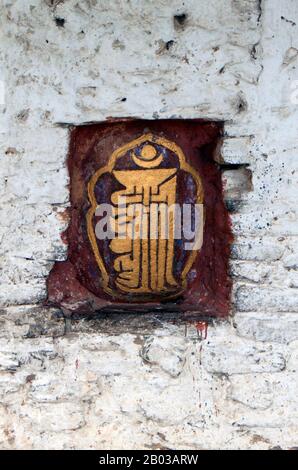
left=0, top=0, right=297, bottom=450
left=0, top=305, right=297, bottom=450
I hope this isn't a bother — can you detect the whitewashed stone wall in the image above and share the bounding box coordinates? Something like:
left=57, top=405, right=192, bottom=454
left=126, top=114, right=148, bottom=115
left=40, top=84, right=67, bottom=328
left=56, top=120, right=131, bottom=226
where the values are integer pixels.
left=0, top=0, right=297, bottom=449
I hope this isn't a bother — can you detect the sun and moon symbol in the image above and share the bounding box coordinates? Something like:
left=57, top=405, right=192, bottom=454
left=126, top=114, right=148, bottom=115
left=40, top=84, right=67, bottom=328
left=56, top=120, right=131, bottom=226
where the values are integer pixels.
left=132, top=144, right=163, bottom=169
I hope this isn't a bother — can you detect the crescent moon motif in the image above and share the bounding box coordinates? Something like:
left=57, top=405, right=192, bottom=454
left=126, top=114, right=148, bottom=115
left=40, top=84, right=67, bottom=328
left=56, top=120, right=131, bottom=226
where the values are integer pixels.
left=132, top=151, right=163, bottom=168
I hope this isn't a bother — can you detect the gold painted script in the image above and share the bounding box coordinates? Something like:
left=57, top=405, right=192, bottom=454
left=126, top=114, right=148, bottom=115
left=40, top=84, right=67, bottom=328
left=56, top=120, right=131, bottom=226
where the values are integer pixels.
left=86, top=134, right=204, bottom=300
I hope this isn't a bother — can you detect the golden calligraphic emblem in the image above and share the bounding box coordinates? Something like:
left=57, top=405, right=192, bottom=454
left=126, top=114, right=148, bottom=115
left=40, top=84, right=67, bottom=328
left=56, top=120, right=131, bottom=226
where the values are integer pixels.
left=86, top=134, right=204, bottom=301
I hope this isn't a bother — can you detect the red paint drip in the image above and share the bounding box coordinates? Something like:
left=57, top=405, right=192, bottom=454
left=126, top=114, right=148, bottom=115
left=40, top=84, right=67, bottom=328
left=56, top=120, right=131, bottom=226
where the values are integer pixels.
left=193, top=321, right=208, bottom=339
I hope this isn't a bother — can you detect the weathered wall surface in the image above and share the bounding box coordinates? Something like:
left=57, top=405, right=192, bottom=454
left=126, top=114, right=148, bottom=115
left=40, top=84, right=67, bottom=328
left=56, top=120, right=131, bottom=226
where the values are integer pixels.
left=0, top=0, right=297, bottom=449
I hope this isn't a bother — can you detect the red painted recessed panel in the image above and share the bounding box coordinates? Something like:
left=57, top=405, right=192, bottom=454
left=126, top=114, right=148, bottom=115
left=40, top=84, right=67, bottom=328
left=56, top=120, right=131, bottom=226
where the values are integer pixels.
left=47, top=120, right=232, bottom=318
